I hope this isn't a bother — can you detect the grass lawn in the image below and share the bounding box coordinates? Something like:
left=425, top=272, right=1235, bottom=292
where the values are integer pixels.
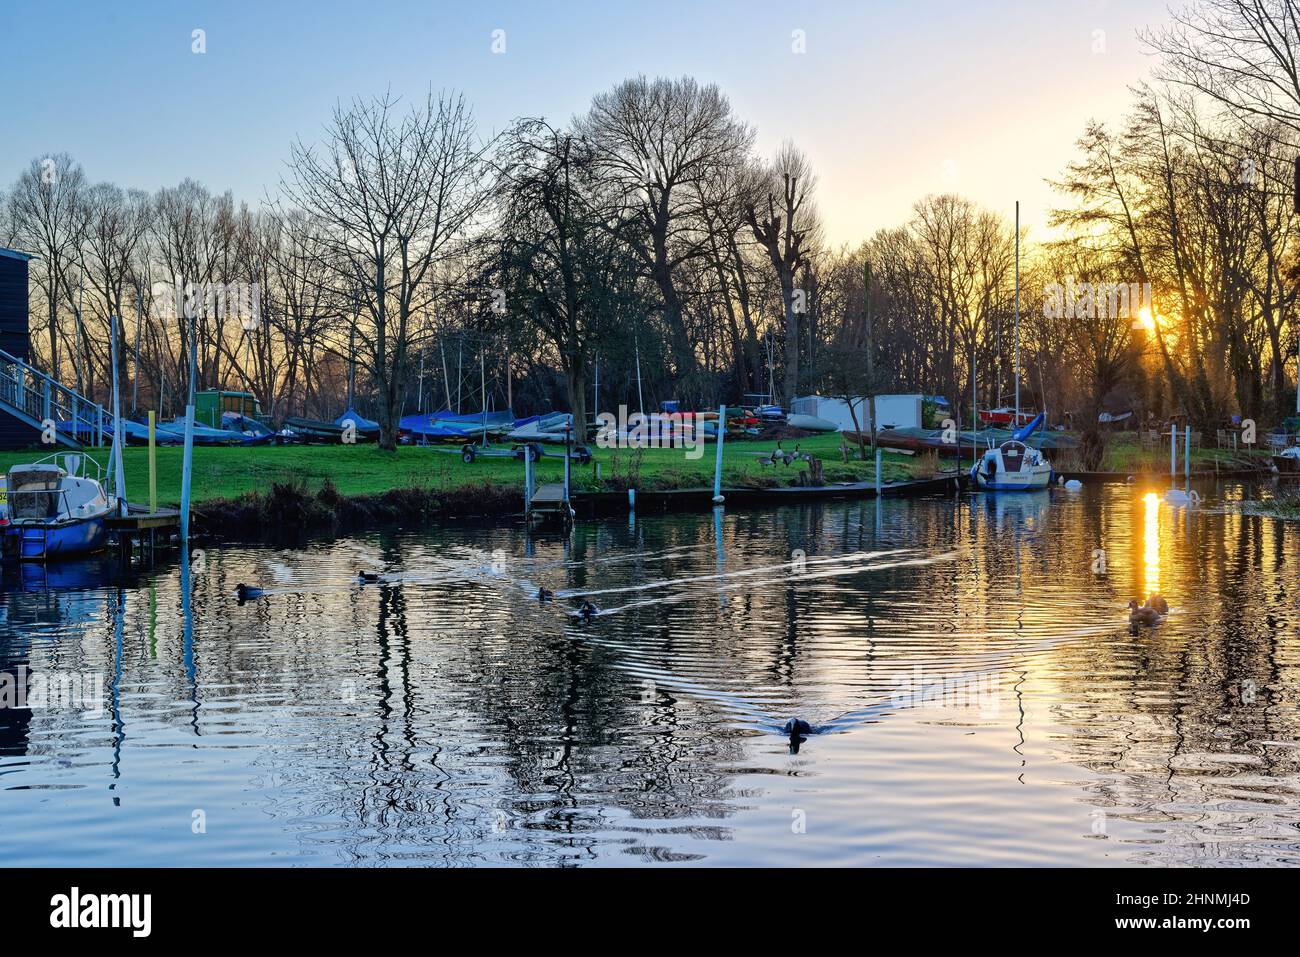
left=1052, top=432, right=1273, bottom=473
left=0, top=432, right=929, bottom=507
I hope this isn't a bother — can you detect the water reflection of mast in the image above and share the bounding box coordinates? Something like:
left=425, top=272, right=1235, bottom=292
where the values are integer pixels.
left=180, top=548, right=199, bottom=734
left=109, top=587, right=125, bottom=790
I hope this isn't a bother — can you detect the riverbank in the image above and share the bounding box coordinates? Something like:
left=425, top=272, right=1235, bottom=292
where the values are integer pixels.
left=1052, top=433, right=1272, bottom=473
left=0, top=435, right=934, bottom=538
left=1243, top=493, right=1300, bottom=520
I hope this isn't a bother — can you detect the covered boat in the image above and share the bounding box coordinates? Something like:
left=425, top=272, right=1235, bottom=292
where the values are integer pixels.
left=1, top=457, right=118, bottom=561
left=334, top=408, right=380, bottom=441
left=400, top=409, right=516, bottom=442
left=282, top=416, right=347, bottom=443
left=507, top=412, right=573, bottom=443
left=1273, top=445, right=1300, bottom=473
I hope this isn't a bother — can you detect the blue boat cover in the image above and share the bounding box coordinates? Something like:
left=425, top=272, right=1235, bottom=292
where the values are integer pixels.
left=399, top=409, right=515, bottom=437
left=334, top=408, right=380, bottom=432
left=1012, top=413, right=1046, bottom=442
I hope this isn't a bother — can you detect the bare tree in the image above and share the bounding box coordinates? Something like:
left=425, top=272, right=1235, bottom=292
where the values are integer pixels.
left=744, top=142, right=820, bottom=404
left=280, top=90, right=489, bottom=450
left=7, top=154, right=87, bottom=376
left=577, top=75, right=753, bottom=387
left=1145, top=1, right=1300, bottom=138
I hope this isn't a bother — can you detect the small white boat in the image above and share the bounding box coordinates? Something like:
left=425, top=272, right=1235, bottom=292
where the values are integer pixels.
left=1271, top=446, right=1300, bottom=473
left=785, top=413, right=838, bottom=433
left=970, top=439, right=1053, bottom=491
left=0, top=455, right=119, bottom=561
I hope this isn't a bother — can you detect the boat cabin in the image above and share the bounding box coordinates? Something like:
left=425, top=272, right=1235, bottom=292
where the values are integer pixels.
left=4, top=462, right=111, bottom=522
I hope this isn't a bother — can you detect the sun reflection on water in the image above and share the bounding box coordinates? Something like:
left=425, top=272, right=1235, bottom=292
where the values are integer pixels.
left=1142, top=491, right=1161, bottom=596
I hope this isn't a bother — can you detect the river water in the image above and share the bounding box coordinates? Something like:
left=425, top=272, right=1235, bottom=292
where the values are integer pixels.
left=3, top=480, right=1299, bottom=866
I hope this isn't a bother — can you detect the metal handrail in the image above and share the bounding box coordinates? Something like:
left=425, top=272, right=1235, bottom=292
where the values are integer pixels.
left=0, top=346, right=108, bottom=445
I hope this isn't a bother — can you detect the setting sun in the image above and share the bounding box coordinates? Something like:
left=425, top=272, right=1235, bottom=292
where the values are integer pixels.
left=1137, top=307, right=1156, bottom=331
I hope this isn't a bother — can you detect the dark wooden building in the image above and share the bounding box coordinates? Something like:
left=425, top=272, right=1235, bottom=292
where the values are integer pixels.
left=0, top=247, right=40, bottom=448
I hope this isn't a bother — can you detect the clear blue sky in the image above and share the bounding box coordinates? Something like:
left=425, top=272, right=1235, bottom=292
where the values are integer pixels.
left=0, top=0, right=1175, bottom=243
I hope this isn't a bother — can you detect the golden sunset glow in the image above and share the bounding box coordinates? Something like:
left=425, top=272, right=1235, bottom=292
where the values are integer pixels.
left=1137, top=307, right=1156, bottom=331
left=1142, top=492, right=1161, bottom=596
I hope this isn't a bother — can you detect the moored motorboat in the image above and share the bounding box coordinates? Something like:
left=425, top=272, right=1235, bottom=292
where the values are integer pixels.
left=1272, top=445, right=1300, bottom=473
left=1, top=455, right=119, bottom=561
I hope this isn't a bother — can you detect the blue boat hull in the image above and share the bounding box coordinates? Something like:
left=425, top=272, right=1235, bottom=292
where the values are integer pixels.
left=2, top=517, right=110, bottom=561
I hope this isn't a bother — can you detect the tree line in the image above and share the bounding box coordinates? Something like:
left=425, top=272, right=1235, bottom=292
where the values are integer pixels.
left=2, top=1, right=1298, bottom=455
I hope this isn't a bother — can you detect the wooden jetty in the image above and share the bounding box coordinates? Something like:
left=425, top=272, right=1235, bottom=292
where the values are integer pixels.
left=571, top=473, right=961, bottom=516
left=528, top=482, right=573, bottom=522
left=106, top=504, right=182, bottom=560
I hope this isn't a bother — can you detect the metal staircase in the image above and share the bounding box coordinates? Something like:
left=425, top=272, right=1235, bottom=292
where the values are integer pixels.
left=0, top=346, right=108, bottom=449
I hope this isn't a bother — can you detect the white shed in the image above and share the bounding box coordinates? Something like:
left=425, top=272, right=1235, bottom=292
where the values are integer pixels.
left=790, top=394, right=924, bottom=431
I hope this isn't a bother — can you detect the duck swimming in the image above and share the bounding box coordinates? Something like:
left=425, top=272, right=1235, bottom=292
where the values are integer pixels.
left=357, top=571, right=382, bottom=584
left=538, top=587, right=554, bottom=602
left=235, top=583, right=263, bottom=602
left=783, top=717, right=814, bottom=738
left=1145, top=593, right=1169, bottom=615
left=1128, top=600, right=1162, bottom=625
left=578, top=600, right=599, bottom=621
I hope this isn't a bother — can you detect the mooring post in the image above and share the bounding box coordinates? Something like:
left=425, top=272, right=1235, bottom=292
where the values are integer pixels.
left=876, top=448, right=883, bottom=495
left=1170, top=424, right=1178, bottom=477
left=524, top=448, right=532, bottom=516
left=563, top=422, right=572, bottom=515
left=148, top=411, right=157, bottom=513
left=712, top=404, right=726, bottom=504
left=628, top=488, right=635, bottom=511
left=1184, top=424, right=1191, bottom=480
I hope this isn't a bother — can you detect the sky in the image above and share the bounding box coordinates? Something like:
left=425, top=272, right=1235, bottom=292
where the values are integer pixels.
left=0, top=0, right=1178, bottom=246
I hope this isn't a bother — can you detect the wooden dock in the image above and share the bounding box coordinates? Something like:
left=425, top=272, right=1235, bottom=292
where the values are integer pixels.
left=106, top=505, right=182, bottom=559
left=528, top=482, right=573, bottom=521
left=569, top=473, right=961, bottom=516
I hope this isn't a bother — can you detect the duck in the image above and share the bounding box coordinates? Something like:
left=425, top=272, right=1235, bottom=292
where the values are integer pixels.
left=1145, top=593, right=1169, bottom=615
left=783, top=717, right=814, bottom=738
left=357, top=571, right=382, bottom=584
left=235, top=583, right=263, bottom=602
left=1128, top=600, right=1162, bottom=625
left=578, top=600, right=599, bottom=621
left=537, top=587, right=554, bottom=602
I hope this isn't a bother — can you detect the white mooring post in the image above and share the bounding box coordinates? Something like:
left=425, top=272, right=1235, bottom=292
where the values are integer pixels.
left=1184, top=425, right=1191, bottom=480
left=180, top=307, right=198, bottom=543
left=108, top=313, right=126, bottom=511
left=563, top=423, right=572, bottom=513
left=711, top=405, right=726, bottom=504
left=1170, top=424, right=1178, bottom=477
left=876, top=448, right=883, bottom=496
left=523, top=448, right=533, bottom=517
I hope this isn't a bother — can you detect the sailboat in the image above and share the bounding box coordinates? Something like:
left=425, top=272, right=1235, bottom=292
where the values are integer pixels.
left=970, top=413, right=1054, bottom=490
left=970, top=201, right=1054, bottom=492
left=0, top=454, right=119, bottom=560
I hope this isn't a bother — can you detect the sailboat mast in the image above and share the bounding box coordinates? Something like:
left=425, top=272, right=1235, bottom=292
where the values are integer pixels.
left=1014, top=200, right=1020, bottom=426
left=635, top=341, right=644, bottom=415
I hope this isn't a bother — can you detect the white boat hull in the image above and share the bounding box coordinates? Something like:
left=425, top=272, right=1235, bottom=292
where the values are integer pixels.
left=970, top=465, right=1053, bottom=491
